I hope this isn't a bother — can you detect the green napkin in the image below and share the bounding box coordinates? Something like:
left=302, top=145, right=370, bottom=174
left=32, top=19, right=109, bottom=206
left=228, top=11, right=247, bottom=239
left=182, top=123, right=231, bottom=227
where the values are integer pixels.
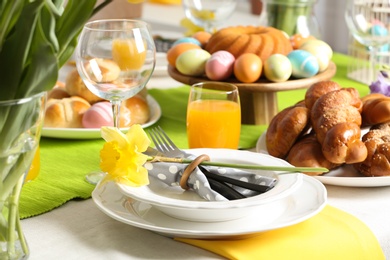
left=19, top=52, right=370, bottom=219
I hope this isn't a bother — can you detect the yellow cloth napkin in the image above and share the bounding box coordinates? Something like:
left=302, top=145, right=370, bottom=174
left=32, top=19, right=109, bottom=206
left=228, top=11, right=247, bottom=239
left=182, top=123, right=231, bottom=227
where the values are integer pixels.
left=176, top=205, right=385, bottom=260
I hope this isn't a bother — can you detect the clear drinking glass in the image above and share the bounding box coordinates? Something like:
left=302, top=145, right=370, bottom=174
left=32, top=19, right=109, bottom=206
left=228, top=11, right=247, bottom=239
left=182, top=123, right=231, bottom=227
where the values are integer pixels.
left=182, top=0, right=238, bottom=33
left=76, top=19, right=156, bottom=128
left=186, top=82, right=241, bottom=149
left=345, top=0, right=390, bottom=83
left=75, top=19, right=156, bottom=184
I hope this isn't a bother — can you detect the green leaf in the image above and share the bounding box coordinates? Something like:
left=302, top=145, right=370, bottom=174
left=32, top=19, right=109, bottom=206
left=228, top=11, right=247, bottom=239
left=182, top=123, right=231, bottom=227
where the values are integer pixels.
left=0, top=1, right=24, bottom=52
left=55, top=0, right=97, bottom=67
left=0, top=0, right=44, bottom=100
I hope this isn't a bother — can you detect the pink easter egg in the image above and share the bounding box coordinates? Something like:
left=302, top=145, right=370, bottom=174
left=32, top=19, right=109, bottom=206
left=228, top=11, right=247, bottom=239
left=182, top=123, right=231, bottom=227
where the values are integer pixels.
left=82, top=102, right=113, bottom=128
left=205, top=50, right=235, bottom=80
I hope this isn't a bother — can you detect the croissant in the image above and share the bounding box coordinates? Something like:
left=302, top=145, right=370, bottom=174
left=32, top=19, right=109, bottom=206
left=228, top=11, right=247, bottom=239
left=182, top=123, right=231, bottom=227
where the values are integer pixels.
left=361, top=93, right=390, bottom=126
left=311, top=88, right=367, bottom=164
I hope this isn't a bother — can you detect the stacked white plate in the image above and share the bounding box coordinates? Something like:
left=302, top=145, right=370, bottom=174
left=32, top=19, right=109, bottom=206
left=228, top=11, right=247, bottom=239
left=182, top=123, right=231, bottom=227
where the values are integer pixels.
left=92, top=149, right=327, bottom=239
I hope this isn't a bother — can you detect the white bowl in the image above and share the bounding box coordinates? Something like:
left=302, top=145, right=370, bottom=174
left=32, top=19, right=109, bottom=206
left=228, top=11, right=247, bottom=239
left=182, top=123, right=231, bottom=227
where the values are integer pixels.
left=117, top=149, right=303, bottom=222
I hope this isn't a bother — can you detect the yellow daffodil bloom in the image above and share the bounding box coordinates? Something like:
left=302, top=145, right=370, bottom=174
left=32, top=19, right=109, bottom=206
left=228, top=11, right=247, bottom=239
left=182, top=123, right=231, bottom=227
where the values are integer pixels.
left=100, top=125, right=150, bottom=186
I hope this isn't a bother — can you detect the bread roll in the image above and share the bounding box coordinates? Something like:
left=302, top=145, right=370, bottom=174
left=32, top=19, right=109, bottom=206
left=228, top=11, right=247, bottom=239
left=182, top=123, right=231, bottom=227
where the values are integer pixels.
left=361, top=93, right=390, bottom=126
left=48, top=81, right=70, bottom=100
left=286, top=134, right=340, bottom=176
left=65, top=59, right=120, bottom=104
left=120, top=94, right=150, bottom=127
left=266, top=100, right=310, bottom=158
left=305, top=80, right=341, bottom=110
left=44, top=96, right=91, bottom=128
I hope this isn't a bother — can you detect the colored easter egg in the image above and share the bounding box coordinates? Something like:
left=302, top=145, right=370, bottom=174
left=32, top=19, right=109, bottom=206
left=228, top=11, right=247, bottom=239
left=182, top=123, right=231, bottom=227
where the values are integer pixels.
left=287, top=50, right=319, bottom=78
left=176, top=49, right=211, bottom=76
left=264, top=54, right=292, bottom=82
left=369, top=24, right=388, bottom=36
left=233, top=53, right=262, bottom=83
left=205, top=51, right=235, bottom=80
left=173, top=37, right=201, bottom=46
left=300, top=40, right=333, bottom=72
left=82, top=102, right=113, bottom=128
left=290, top=33, right=316, bottom=49
left=166, top=42, right=201, bottom=67
left=192, top=31, right=212, bottom=47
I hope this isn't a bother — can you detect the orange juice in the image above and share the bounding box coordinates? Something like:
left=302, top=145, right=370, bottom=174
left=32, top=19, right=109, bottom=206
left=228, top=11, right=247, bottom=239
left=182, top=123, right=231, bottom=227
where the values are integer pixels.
left=25, top=146, right=40, bottom=183
left=112, top=38, right=146, bottom=70
left=187, top=99, right=241, bottom=148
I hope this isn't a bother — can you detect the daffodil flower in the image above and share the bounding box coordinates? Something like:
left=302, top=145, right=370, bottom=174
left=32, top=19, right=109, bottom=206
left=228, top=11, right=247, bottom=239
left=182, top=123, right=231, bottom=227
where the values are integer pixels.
left=100, top=125, right=150, bottom=186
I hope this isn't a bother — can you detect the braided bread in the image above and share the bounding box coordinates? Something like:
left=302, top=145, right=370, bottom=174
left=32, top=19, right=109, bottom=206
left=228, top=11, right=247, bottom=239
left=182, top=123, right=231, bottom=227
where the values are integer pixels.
left=311, top=88, right=367, bottom=164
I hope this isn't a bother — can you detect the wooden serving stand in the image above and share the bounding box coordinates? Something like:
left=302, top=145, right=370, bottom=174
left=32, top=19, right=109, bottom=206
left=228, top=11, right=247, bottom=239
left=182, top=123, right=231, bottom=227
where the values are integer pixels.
left=168, top=62, right=337, bottom=125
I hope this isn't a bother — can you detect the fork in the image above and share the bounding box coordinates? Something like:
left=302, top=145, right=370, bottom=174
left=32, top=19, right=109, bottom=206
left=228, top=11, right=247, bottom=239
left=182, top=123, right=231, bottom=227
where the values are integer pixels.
left=148, top=126, right=275, bottom=194
left=148, top=126, right=187, bottom=158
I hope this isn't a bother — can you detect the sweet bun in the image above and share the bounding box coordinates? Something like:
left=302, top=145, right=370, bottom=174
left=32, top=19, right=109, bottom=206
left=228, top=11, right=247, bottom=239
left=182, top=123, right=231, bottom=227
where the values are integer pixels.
left=361, top=93, right=390, bottom=126
left=44, top=96, right=91, bottom=128
left=48, top=81, right=70, bottom=100
left=266, top=100, right=310, bottom=158
left=65, top=59, right=120, bottom=104
left=120, top=94, right=150, bottom=127
left=205, top=25, right=292, bottom=62
left=304, top=80, right=341, bottom=110
left=311, top=88, right=367, bottom=164
left=286, top=134, right=340, bottom=176
left=354, top=123, right=390, bottom=176
left=65, top=68, right=104, bottom=104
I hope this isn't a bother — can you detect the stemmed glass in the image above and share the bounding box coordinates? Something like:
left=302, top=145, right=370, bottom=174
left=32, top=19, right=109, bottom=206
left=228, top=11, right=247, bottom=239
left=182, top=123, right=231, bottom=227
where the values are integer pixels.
left=182, top=0, right=238, bottom=33
left=75, top=19, right=156, bottom=184
left=345, top=0, right=390, bottom=83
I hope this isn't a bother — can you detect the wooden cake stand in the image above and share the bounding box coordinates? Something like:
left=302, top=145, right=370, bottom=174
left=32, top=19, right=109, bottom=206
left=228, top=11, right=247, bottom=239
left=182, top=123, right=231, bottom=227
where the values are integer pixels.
left=168, top=61, right=337, bottom=125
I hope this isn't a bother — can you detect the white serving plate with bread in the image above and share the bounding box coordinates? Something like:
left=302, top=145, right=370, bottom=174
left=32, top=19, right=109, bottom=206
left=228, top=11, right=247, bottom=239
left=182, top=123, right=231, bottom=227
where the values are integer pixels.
left=42, top=95, right=161, bottom=139
left=256, top=132, right=390, bottom=187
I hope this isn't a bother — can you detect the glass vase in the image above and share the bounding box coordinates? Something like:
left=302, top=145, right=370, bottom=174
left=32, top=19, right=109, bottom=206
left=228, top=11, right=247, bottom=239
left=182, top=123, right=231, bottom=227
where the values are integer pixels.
left=259, top=0, right=320, bottom=38
left=0, top=92, right=46, bottom=260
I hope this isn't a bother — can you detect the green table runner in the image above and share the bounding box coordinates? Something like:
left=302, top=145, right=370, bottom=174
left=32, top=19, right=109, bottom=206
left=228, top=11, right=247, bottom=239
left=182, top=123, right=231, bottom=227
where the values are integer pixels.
left=19, top=53, right=369, bottom=219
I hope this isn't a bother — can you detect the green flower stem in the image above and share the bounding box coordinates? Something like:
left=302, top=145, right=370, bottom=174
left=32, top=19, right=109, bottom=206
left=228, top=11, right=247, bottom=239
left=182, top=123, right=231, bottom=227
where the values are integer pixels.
left=6, top=176, right=24, bottom=257
left=148, top=156, right=328, bottom=173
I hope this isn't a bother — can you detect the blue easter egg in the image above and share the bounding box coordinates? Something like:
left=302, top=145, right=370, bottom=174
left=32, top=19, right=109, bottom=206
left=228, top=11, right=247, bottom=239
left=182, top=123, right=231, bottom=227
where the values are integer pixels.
left=287, top=50, right=319, bottom=78
left=370, top=24, right=388, bottom=36
left=173, top=37, right=201, bottom=46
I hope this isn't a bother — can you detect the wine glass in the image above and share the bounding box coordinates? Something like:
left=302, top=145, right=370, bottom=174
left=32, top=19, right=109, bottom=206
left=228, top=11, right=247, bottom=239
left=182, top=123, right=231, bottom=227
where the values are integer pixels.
left=182, top=0, right=238, bottom=33
left=75, top=19, right=156, bottom=184
left=345, top=0, right=390, bottom=83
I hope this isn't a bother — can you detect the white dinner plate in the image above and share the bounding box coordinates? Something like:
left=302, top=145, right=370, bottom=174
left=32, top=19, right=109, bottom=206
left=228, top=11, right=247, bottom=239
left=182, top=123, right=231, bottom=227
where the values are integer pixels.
left=92, top=174, right=327, bottom=239
left=41, top=95, right=161, bottom=139
left=117, top=148, right=303, bottom=222
left=256, top=132, right=390, bottom=187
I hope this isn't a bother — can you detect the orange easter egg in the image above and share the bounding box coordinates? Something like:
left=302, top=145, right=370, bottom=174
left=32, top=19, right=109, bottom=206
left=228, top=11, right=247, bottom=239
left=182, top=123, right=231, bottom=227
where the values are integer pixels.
left=234, top=53, right=262, bottom=83
left=290, top=34, right=316, bottom=50
left=167, top=42, right=201, bottom=67
left=192, top=31, right=212, bottom=47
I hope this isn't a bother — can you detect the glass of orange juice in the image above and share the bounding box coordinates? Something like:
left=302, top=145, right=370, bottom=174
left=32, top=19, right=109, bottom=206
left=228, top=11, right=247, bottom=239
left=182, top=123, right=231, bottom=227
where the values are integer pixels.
left=186, top=82, right=241, bottom=149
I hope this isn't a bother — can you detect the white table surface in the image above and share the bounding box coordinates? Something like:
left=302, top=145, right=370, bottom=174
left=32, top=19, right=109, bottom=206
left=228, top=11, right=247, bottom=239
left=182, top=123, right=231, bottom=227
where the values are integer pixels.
left=22, top=2, right=390, bottom=259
